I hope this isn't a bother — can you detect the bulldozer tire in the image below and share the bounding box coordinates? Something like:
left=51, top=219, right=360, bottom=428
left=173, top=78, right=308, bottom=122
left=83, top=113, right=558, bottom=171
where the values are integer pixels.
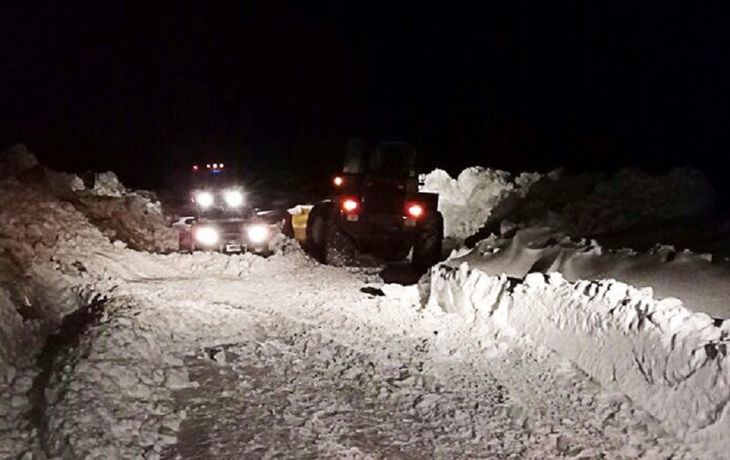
left=324, top=216, right=358, bottom=266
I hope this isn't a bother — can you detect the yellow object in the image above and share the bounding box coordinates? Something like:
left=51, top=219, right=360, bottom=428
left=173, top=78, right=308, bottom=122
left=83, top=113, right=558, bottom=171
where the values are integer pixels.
left=291, top=209, right=310, bottom=242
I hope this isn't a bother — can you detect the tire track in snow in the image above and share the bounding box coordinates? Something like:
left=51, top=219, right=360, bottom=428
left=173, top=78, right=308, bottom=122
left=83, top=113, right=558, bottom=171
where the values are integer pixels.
left=38, top=252, right=693, bottom=458
left=141, top=265, right=691, bottom=459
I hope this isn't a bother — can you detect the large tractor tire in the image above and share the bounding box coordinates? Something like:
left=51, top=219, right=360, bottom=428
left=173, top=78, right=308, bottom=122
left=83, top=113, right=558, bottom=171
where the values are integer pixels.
left=305, top=203, right=358, bottom=266
left=323, top=216, right=358, bottom=266
left=412, top=212, right=444, bottom=268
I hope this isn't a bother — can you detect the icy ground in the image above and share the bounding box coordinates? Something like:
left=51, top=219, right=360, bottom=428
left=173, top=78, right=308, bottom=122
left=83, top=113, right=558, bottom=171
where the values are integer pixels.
left=11, top=248, right=692, bottom=459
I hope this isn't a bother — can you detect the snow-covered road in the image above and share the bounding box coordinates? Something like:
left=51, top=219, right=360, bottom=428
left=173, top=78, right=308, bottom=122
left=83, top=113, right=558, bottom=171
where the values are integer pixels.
left=34, top=249, right=691, bottom=459
left=3, top=150, right=727, bottom=458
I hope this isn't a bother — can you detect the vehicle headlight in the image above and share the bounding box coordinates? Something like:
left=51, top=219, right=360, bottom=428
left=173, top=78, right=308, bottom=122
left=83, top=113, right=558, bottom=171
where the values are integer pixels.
left=224, top=190, right=244, bottom=208
left=246, top=224, right=269, bottom=244
left=195, top=191, right=214, bottom=209
left=194, top=226, right=219, bottom=246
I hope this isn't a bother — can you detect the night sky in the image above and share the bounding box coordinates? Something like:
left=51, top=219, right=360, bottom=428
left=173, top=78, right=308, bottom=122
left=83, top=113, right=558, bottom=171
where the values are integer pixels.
left=2, top=2, right=729, bottom=195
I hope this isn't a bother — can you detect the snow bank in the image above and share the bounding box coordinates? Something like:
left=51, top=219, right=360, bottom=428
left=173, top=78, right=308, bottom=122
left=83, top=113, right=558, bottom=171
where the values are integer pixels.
left=421, top=167, right=540, bottom=240
left=428, top=263, right=730, bottom=458
left=0, top=144, right=177, bottom=252
left=0, top=184, right=111, bottom=267
left=453, top=227, right=730, bottom=319
left=424, top=163, right=727, bottom=455
left=0, top=178, right=114, bottom=456
left=0, top=147, right=178, bottom=455
left=73, top=192, right=177, bottom=252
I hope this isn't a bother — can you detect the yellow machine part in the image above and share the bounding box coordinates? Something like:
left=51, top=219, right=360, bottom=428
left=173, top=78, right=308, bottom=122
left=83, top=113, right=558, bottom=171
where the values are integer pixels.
left=291, top=208, right=310, bottom=242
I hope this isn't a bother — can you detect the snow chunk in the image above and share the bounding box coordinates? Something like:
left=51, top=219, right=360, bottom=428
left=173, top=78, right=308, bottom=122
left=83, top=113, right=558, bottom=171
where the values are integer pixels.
left=91, top=171, right=126, bottom=197
left=421, top=167, right=539, bottom=240
left=381, top=283, right=420, bottom=304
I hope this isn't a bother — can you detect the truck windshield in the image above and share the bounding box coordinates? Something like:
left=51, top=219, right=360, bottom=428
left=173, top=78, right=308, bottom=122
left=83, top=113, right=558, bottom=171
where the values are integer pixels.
left=191, top=168, right=237, bottom=189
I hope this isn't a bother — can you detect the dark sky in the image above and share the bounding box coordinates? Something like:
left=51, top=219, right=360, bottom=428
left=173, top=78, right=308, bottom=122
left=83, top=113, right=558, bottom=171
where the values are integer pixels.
left=2, top=2, right=730, bottom=191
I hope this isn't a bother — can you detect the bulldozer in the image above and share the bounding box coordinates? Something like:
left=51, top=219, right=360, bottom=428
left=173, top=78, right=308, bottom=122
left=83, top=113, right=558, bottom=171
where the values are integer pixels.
left=304, top=140, right=443, bottom=267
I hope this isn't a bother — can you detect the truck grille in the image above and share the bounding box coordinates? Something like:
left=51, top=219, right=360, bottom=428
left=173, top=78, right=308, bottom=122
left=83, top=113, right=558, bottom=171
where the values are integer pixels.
left=217, top=221, right=243, bottom=240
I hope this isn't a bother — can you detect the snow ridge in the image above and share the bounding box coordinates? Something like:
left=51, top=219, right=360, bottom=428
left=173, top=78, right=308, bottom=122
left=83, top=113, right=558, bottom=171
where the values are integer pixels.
left=428, top=263, right=730, bottom=458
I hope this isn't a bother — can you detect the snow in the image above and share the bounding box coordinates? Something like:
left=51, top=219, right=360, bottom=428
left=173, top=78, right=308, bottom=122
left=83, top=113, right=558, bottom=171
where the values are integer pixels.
left=0, top=147, right=177, bottom=254
left=425, top=165, right=716, bottom=244
left=449, top=226, right=730, bottom=319
left=420, top=165, right=727, bottom=455
left=90, top=171, right=126, bottom=197
left=421, top=167, right=539, bottom=240
left=0, top=177, right=691, bottom=458
left=420, top=164, right=727, bottom=456
left=0, top=153, right=726, bottom=457
left=428, top=260, right=730, bottom=458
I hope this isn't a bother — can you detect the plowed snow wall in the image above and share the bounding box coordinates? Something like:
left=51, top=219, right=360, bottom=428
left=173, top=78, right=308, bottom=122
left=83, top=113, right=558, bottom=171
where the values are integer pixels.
left=428, top=263, right=730, bottom=457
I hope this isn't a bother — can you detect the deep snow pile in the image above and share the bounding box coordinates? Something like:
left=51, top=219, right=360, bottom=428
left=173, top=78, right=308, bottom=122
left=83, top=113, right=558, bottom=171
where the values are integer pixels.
left=425, top=165, right=716, bottom=245
left=72, top=191, right=177, bottom=252
left=0, top=144, right=177, bottom=252
left=0, top=145, right=177, bottom=456
left=427, top=263, right=730, bottom=458
left=0, top=183, right=113, bottom=456
left=421, top=167, right=540, bottom=240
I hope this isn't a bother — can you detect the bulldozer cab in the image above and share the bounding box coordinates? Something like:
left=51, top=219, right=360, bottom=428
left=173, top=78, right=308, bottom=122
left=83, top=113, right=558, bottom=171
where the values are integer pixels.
left=343, top=140, right=417, bottom=179
left=333, top=139, right=431, bottom=214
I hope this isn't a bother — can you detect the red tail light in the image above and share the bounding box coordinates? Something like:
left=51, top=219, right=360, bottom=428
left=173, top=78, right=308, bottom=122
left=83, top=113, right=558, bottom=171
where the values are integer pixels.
left=192, top=164, right=199, bottom=172
left=341, top=197, right=360, bottom=213
left=406, top=202, right=425, bottom=219
left=333, top=176, right=344, bottom=187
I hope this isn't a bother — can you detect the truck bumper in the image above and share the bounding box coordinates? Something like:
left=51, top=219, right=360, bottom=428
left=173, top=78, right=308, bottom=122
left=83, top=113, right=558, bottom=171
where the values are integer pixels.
left=184, top=220, right=276, bottom=254
left=339, top=214, right=419, bottom=245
